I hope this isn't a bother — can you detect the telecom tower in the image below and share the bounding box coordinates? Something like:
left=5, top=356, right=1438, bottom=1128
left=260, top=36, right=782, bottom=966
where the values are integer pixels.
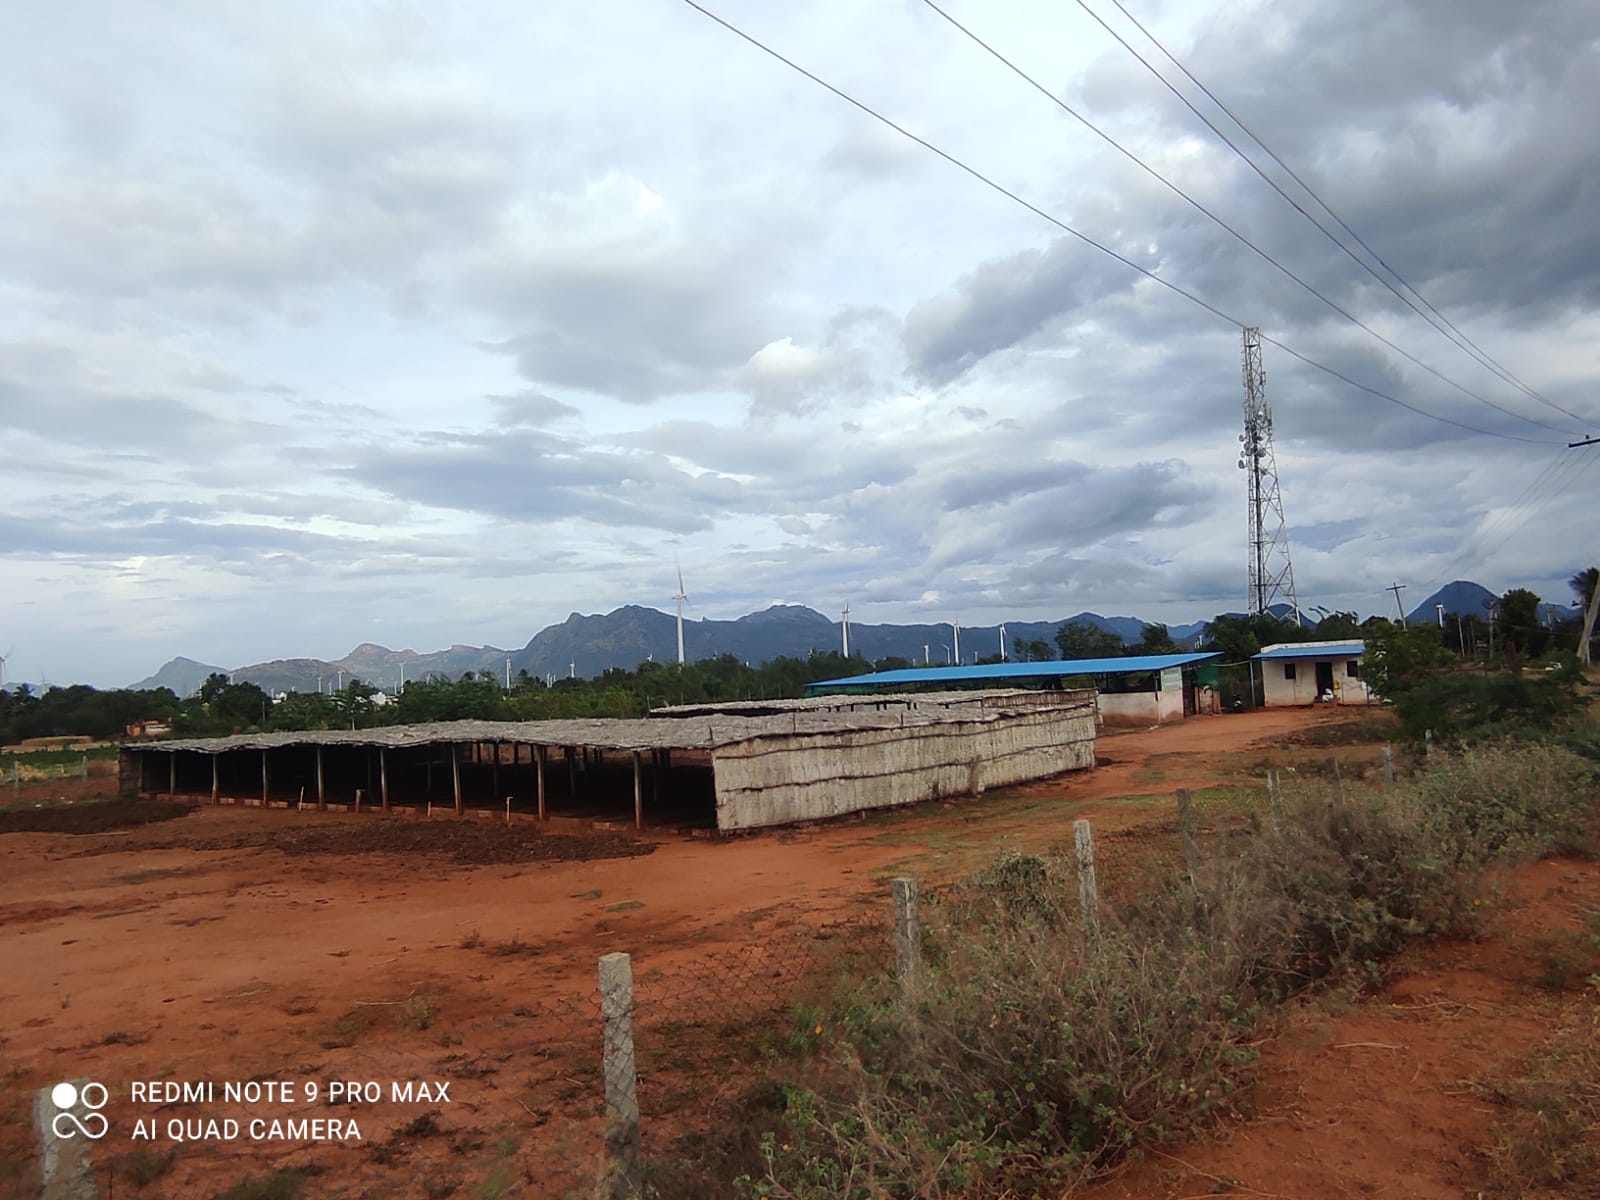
left=1238, top=327, right=1301, bottom=623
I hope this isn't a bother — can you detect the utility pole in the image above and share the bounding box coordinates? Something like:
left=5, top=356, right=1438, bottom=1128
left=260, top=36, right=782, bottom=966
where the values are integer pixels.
left=1580, top=573, right=1600, bottom=666
left=1387, top=582, right=1408, bottom=626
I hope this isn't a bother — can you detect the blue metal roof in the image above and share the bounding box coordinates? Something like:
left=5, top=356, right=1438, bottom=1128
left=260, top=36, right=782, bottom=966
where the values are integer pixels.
left=806, top=652, right=1221, bottom=691
left=1253, top=641, right=1365, bottom=660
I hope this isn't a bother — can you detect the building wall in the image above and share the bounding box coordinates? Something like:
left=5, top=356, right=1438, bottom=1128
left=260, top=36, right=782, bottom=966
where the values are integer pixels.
left=1097, top=685, right=1185, bottom=726
left=710, top=700, right=1098, bottom=831
left=1260, top=657, right=1372, bottom=706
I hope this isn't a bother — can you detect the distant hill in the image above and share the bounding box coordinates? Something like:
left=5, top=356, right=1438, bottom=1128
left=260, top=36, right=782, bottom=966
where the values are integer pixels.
left=1407, top=581, right=1497, bottom=624
left=128, top=656, right=229, bottom=697
left=129, top=583, right=1540, bottom=693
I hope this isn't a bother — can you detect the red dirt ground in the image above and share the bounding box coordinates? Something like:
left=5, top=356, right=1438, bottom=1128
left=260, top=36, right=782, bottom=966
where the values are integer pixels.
left=2, top=708, right=1591, bottom=1198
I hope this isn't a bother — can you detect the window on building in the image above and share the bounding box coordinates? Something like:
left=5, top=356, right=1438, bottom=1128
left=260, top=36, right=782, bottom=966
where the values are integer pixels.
left=1347, top=660, right=1360, bottom=677
left=1283, top=662, right=1297, bottom=680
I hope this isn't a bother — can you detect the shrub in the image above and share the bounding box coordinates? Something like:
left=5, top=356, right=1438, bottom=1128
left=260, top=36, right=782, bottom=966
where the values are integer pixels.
left=737, top=743, right=1599, bottom=1199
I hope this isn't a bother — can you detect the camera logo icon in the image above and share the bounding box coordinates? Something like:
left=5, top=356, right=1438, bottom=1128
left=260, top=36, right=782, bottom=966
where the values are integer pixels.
left=50, top=1081, right=109, bottom=1140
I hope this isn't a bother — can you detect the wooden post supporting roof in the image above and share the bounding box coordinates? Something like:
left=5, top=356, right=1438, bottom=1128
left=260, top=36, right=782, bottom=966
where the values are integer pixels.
left=492, top=741, right=500, bottom=802
left=380, top=748, right=390, bottom=812
left=168, top=751, right=176, bottom=798
left=567, top=745, right=577, bottom=796
left=316, top=746, right=326, bottom=811
left=452, top=744, right=463, bottom=815
left=261, top=750, right=270, bottom=807
left=211, top=755, right=219, bottom=804
left=632, top=750, right=643, bottom=830
left=536, top=745, right=547, bottom=821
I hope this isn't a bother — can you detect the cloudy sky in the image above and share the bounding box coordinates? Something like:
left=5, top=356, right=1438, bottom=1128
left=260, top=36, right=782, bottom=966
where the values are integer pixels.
left=3, top=0, right=1597, bottom=687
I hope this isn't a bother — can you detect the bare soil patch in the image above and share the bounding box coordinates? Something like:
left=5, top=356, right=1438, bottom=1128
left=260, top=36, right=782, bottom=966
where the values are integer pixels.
left=0, top=797, right=196, bottom=835
left=3, top=708, right=1585, bottom=1198
left=87, top=815, right=659, bottom=866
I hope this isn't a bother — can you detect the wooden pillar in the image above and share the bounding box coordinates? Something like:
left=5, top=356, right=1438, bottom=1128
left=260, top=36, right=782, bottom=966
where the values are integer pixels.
left=492, top=741, right=500, bottom=802
left=632, top=750, right=643, bottom=830
left=138, top=752, right=147, bottom=797
left=380, top=748, right=390, bottom=812
left=426, top=752, right=433, bottom=796
left=536, top=745, right=547, bottom=821
left=366, top=751, right=375, bottom=803
left=451, top=744, right=463, bottom=815
left=168, top=751, right=176, bottom=798
left=566, top=746, right=577, bottom=796
left=261, top=751, right=270, bottom=806
left=211, top=755, right=219, bottom=804
left=651, top=748, right=661, bottom=808
left=316, top=746, right=326, bottom=811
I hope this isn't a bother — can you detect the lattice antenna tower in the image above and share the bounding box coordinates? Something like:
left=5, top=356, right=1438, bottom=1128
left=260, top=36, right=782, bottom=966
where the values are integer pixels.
left=1239, top=328, right=1301, bottom=623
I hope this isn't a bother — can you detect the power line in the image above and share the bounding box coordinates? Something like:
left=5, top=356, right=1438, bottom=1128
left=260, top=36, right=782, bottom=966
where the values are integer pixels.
left=672, top=0, right=1565, bottom=447
left=1071, top=0, right=1587, bottom=430
left=1416, top=446, right=1594, bottom=600
left=917, top=0, right=1575, bottom=439
left=1097, top=0, right=1577, bottom=424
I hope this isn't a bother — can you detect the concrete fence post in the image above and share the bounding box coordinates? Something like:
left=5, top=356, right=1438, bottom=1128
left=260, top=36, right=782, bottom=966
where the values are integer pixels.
left=891, top=877, right=921, bottom=995
left=35, top=1080, right=100, bottom=1200
left=1382, top=743, right=1395, bottom=787
left=1176, top=788, right=1200, bottom=880
left=597, top=952, right=641, bottom=1200
left=1424, top=729, right=1434, bottom=757
left=1073, top=818, right=1099, bottom=935
left=1266, top=766, right=1282, bottom=815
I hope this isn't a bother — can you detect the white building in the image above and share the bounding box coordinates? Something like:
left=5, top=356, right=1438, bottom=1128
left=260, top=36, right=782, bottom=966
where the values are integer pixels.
left=1252, top=641, right=1371, bottom=707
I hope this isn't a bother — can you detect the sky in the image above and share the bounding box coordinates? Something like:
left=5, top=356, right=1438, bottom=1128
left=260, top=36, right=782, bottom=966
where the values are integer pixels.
left=3, top=0, right=1598, bottom=688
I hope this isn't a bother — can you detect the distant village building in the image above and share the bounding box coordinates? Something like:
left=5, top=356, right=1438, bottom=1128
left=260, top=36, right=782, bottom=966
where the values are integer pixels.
left=1252, top=641, right=1370, bottom=707
left=124, top=720, right=172, bottom=739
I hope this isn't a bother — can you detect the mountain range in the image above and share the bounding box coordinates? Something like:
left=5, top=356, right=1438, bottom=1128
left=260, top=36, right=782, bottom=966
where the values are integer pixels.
left=124, top=580, right=1533, bottom=697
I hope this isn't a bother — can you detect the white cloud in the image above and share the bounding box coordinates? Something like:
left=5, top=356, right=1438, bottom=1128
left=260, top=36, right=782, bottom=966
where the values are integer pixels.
left=1, top=0, right=1597, bottom=685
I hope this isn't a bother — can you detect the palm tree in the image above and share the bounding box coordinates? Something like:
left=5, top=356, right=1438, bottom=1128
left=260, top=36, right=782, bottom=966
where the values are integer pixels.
left=1572, top=567, right=1600, bottom=665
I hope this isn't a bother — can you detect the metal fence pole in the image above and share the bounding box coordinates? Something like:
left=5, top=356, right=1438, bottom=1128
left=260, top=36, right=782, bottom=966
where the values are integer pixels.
left=1073, top=818, right=1099, bottom=934
left=597, top=952, right=641, bottom=1200
left=891, top=877, right=921, bottom=995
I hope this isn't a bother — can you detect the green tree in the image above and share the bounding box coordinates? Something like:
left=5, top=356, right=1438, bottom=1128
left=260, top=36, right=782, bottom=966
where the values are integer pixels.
left=1011, top=638, right=1054, bottom=662
left=1134, top=623, right=1179, bottom=655
left=1054, top=621, right=1124, bottom=661
left=1494, top=587, right=1549, bottom=662
left=1361, top=618, right=1454, bottom=699
left=1312, top=610, right=1362, bottom=639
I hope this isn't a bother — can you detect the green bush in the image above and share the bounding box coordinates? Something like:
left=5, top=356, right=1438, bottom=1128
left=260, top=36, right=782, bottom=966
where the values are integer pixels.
left=737, top=744, right=1599, bottom=1200
left=1392, top=672, right=1584, bottom=745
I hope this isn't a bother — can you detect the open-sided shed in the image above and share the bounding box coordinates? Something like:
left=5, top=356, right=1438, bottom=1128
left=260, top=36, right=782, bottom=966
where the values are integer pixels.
left=120, top=691, right=1097, bottom=832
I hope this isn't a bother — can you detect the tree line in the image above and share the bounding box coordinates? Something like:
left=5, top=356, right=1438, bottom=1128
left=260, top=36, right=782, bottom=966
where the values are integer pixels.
left=4, top=571, right=1593, bottom=744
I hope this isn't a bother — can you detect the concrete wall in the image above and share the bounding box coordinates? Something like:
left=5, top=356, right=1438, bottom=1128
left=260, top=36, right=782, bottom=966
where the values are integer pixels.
left=709, top=700, right=1097, bottom=831
left=1260, top=657, right=1372, bottom=706
left=1096, top=685, right=1185, bottom=726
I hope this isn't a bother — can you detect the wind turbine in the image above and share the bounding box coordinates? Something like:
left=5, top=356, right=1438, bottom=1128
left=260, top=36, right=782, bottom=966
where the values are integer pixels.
left=841, top=604, right=851, bottom=658
left=0, top=648, right=9, bottom=691
left=673, top=564, right=688, bottom=665
left=952, top=621, right=961, bottom=666
left=999, top=624, right=1007, bottom=661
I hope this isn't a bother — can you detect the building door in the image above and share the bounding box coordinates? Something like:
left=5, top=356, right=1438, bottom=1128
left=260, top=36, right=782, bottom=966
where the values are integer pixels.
left=1315, top=661, right=1335, bottom=698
